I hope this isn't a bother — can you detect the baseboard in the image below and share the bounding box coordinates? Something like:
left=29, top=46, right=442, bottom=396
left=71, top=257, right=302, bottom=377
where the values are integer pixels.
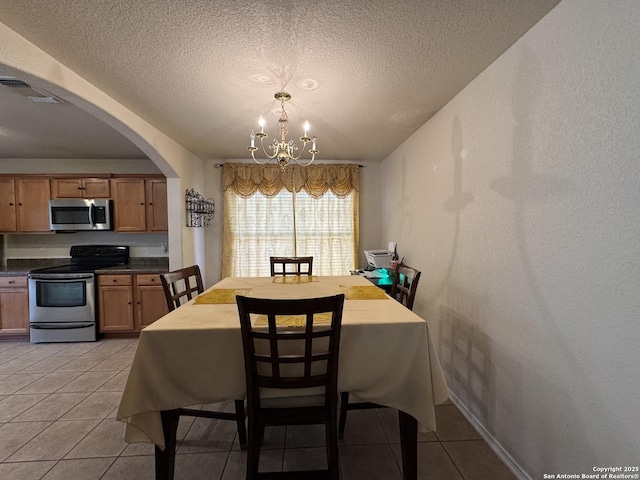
left=447, top=392, right=531, bottom=480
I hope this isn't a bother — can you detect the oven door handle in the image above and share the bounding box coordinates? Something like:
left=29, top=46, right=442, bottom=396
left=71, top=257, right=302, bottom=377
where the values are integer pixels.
left=30, top=322, right=95, bottom=330
left=29, top=274, right=94, bottom=281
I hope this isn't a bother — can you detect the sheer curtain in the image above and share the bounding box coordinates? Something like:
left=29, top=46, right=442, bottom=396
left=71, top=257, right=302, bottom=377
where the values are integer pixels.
left=222, top=163, right=359, bottom=277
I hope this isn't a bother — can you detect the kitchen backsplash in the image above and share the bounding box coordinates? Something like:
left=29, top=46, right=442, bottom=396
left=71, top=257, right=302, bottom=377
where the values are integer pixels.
left=1, top=232, right=168, bottom=266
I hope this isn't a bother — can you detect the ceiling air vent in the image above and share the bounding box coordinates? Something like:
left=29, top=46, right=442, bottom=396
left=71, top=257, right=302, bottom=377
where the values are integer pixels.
left=0, top=76, right=63, bottom=104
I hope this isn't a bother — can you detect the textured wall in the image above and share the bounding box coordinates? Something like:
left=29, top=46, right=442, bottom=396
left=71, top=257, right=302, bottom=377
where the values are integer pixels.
left=381, top=0, right=640, bottom=476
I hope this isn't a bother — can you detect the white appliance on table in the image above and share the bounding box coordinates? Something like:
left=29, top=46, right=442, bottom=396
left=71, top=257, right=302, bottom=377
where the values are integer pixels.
left=364, top=249, right=393, bottom=269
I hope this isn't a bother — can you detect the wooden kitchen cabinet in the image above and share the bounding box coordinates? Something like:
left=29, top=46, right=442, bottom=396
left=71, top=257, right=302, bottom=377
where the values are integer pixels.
left=145, top=179, right=168, bottom=232
left=0, top=177, right=51, bottom=233
left=16, top=178, right=52, bottom=232
left=98, top=273, right=168, bottom=333
left=51, top=177, right=111, bottom=198
left=98, top=275, right=135, bottom=332
left=135, top=274, right=168, bottom=329
left=111, top=177, right=167, bottom=232
left=0, top=178, right=17, bottom=232
left=111, top=179, right=146, bottom=232
left=0, top=276, right=30, bottom=337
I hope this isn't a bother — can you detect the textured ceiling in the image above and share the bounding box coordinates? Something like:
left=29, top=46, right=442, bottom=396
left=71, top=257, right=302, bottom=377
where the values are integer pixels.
left=0, top=0, right=561, bottom=162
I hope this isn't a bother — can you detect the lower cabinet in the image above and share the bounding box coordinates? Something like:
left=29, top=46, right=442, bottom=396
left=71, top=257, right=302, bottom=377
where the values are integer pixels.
left=136, top=275, right=169, bottom=329
left=98, top=273, right=168, bottom=333
left=0, top=276, right=29, bottom=337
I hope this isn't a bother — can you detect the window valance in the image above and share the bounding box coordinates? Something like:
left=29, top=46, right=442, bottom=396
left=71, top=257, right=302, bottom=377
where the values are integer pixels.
left=222, top=163, right=359, bottom=199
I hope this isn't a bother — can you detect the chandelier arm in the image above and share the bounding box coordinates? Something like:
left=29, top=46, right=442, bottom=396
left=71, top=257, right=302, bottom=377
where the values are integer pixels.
left=259, top=137, right=279, bottom=160
left=290, top=141, right=309, bottom=161
left=248, top=91, right=317, bottom=168
left=293, top=152, right=316, bottom=167
left=251, top=150, right=273, bottom=164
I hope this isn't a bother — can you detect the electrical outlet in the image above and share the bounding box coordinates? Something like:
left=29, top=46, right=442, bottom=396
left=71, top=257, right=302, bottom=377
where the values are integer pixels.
left=161, top=242, right=168, bottom=253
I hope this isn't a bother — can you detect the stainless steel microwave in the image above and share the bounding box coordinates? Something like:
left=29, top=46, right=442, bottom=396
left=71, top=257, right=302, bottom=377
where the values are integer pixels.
left=49, top=199, right=113, bottom=231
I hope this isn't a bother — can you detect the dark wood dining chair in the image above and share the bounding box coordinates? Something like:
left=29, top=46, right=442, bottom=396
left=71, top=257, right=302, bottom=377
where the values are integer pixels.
left=389, top=264, right=422, bottom=310
left=338, top=263, right=422, bottom=438
left=158, top=265, right=247, bottom=451
left=269, top=256, right=313, bottom=276
left=160, top=265, right=205, bottom=310
left=236, top=294, right=345, bottom=480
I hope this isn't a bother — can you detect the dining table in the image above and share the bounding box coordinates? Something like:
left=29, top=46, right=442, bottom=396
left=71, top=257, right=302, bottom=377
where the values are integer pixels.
left=116, top=274, right=449, bottom=480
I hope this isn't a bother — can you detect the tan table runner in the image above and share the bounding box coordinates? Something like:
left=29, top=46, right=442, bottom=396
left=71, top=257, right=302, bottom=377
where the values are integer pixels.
left=272, top=275, right=319, bottom=284
left=194, top=288, right=252, bottom=304
left=255, top=312, right=333, bottom=327
left=195, top=284, right=387, bottom=304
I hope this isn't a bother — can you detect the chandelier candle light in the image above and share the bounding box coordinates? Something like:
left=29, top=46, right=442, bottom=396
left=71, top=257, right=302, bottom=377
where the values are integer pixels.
left=248, top=91, right=318, bottom=168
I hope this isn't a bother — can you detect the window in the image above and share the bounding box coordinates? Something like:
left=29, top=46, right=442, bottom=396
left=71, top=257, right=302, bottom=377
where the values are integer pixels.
left=222, top=164, right=359, bottom=277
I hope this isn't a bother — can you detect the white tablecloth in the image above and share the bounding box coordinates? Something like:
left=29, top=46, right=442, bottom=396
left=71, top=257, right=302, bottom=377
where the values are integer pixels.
left=116, top=275, right=448, bottom=448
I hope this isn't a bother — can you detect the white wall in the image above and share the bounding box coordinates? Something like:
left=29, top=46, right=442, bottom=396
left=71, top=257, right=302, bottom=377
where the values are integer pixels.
left=381, top=0, right=640, bottom=477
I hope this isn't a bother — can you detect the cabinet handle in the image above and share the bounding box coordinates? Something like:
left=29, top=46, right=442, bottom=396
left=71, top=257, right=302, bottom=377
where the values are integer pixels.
left=18, top=203, right=23, bottom=206
left=112, top=279, right=117, bottom=282
left=9, top=202, right=14, bottom=206
left=8, top=280, right=15, bottom=284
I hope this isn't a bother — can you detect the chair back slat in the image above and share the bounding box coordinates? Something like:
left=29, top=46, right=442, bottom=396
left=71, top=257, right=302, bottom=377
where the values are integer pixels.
left=269, top=256, right=313, bottom=276
left=160, top=265, right=204, bottom=311
left=389, top=264, right=421, bottom=311
left=236, top=294, right=344, bottom=400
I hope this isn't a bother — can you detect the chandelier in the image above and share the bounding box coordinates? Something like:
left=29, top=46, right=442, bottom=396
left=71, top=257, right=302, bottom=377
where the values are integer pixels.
left=248, top=91, right=318, bottom=168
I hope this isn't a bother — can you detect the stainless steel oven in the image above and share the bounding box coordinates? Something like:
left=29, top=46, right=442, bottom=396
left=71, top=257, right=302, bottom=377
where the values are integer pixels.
left=28, top=273, right=96, bottom=343
left=28, top=245, right=129, bottom=343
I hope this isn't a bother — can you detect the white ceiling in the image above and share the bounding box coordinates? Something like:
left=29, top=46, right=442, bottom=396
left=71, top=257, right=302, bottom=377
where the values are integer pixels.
left=0, top=0, right=561, bottom=162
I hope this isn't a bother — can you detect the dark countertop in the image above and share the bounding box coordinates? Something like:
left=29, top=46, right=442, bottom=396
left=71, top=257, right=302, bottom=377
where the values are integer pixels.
left=0, top=258, right=169, bottom=276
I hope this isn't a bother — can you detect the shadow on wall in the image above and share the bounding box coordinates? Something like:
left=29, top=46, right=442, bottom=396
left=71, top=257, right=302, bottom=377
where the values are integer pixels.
left=426, top=115, right=474, bottom=306
left=395, top=154, right=414, bottom=241
left=438, top=302, right=523, bottom=454
left=470, top=46, right=615, bottom=474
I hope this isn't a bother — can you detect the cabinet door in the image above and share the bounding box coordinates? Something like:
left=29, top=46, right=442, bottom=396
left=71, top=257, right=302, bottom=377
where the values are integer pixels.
left=135, top=274, right=168, bottom=330
left=0, top=178, right=17, bottom=232
left=145, top=179, right=168, bottom=231
left=51, top=179, right=84, bottom=198
left=99, top=286, right=135, bottom=332
left=83, top=178, right=111, bottom=198
left=112, top=179, right=146, bottom=232
left=0, top=278, right=30, bottom=336
left=16, top=178, right=51, bottom=232
left=136, top=285, right=168, bottom=329
left=52, top=178, right=111, bottom=198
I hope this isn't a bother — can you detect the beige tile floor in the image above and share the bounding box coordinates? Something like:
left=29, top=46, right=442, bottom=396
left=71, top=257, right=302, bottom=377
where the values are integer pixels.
left=0, top=338, right=516, bottom=479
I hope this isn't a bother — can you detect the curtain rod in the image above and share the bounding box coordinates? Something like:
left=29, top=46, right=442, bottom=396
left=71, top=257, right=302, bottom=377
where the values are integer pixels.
left=215, top=163, right=365, bottom=167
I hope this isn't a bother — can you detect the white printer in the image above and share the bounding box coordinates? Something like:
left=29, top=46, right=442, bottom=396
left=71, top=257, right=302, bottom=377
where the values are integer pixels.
left=364, top=249, right=393, bottom=269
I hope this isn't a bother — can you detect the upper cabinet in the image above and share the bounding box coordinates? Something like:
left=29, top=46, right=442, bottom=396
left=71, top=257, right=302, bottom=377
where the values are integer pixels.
left=51, top=177, right=111, bottom=199
left=0, top=178, right=17, bottom=232
left=16, top=178, right=52, bottom=232
left=145, top=179, right=168, bottom=232
left=0, top=174, right=166, bottom=234
left=112, top=177, right=167, bottom=232
left=0, top=177, right=51, bottom=233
